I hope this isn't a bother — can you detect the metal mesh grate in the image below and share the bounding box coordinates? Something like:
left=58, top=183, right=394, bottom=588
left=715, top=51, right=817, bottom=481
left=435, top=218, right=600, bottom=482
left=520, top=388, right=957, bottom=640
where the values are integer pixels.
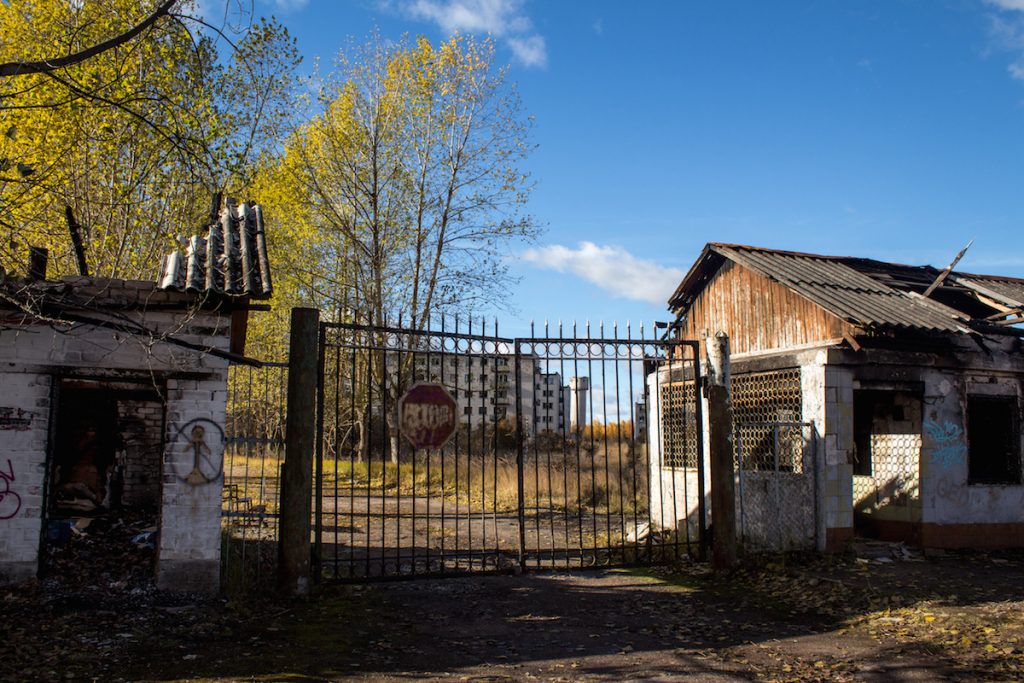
left=732, top=369, right=802, bottom=472
left=852, top=390, right=923, bottom=519
left=660, top=381, right=699, bottom=468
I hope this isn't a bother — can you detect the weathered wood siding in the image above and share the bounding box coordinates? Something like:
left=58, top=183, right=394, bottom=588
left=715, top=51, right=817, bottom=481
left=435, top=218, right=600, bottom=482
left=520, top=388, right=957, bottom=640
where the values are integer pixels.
left=679, top=261, right=853, bottom=355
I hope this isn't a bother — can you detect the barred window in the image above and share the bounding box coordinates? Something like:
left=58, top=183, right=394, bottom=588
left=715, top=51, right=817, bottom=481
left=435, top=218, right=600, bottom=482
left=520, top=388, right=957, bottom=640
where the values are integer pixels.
left=733, top=369, right=803, bottom=472
left=661, top=381, right=699, bottom=468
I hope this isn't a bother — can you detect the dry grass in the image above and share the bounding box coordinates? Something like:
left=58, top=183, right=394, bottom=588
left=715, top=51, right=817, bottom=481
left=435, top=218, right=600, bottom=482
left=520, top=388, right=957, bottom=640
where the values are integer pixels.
left=321, top=442, right=649, bottom=515
left=221, top=442, right=650, bottom=517
left=223, top=447, right=283, bottom=517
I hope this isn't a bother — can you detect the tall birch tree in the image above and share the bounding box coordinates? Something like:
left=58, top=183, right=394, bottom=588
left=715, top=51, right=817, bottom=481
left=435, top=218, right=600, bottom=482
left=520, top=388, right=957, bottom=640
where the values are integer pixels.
left=255, top=34, right=538, bottom=461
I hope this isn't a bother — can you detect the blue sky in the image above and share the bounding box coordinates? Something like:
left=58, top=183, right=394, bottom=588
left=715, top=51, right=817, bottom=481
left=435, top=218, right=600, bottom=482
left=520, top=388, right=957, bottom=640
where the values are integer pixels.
left=252, top=0, right=1024, bottom=337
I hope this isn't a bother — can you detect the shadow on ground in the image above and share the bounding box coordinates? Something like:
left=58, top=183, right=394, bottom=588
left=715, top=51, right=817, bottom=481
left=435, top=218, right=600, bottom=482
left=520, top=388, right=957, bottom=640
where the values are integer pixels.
left=3, top=546, right=1024, bottom=682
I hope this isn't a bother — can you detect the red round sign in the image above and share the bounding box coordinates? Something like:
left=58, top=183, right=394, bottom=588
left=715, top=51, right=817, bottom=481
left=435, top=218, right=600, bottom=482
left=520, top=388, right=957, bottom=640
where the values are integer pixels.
left=398, top=383, right=457, bottom=450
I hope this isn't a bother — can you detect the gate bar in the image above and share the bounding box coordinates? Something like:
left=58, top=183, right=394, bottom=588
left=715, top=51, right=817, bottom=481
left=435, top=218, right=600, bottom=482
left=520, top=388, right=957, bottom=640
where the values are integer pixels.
left=514, top=338, right=527, bottom=570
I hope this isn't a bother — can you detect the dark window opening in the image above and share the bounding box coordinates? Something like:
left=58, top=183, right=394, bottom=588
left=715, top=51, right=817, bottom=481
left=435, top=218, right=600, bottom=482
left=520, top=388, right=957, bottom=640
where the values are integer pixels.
left=51, top=382, right=164, bottom=515
left=968, top=395, right=1021, bottom=485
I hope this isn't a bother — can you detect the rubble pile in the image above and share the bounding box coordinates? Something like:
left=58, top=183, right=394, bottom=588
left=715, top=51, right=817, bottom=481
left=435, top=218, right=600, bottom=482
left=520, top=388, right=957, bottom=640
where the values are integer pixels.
left=43, top=507, right=158, bottom=590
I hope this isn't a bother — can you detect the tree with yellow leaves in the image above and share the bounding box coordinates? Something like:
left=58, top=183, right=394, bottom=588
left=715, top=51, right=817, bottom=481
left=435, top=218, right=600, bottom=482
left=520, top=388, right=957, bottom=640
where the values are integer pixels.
left=0, top=0, right=298, bottom=281
left=254, top=33, right=538, bottom=461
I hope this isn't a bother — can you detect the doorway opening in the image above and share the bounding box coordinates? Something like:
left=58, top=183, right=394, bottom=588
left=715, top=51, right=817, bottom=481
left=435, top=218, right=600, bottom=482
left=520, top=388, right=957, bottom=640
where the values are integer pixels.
left=43, top=378, right=165, bottom=586
left=852, top=389, right=923, bottom=544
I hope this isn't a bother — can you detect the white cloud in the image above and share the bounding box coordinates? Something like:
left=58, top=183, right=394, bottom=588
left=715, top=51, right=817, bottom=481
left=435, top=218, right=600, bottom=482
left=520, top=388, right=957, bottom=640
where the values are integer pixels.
left=986, top=2, right=1024, bottom=84
left=506, top=35, right=547, bottom=68
left=399, top=0, right=547, bottom=68
left=520, top=242, right=684, bottom=306
left=263, top=0, right=309, bottom=10
left=406, top=0, right=529, bottom=35
left=987, top=0, right=1024, bottom=10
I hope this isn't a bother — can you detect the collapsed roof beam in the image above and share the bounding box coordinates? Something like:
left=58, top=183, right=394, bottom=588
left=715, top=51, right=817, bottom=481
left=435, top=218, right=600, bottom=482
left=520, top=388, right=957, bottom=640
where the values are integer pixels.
left=922, top=239, right=973, bottom=298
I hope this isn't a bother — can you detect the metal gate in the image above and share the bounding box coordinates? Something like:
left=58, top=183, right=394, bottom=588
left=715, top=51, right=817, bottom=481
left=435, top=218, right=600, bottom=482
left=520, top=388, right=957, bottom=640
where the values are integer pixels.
left=735, top=421, right=818, bottom=552
left=314, top=319, right=706, bottom=581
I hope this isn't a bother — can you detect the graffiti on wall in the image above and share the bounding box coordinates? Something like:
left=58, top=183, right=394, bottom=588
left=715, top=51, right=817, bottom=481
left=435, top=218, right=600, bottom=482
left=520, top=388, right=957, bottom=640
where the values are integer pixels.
left=0, top=459, right=22, bottom=519
left=0, top=407, right=32, bottom=431
left=173, top=419, right=225, bottom=486
left=924, top=419, right=966, bottom=469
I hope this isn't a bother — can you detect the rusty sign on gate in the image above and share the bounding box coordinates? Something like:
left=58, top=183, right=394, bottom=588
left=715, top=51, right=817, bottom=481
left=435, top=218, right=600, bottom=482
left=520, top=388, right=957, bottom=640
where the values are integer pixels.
left=399, top=383, right=457, bottom=450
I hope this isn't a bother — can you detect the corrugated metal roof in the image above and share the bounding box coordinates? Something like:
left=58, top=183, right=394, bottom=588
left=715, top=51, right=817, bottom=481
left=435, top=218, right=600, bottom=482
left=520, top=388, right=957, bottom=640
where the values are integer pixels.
left=949, top=274, right=1024, bottom=308
left=158, top=201, right=272, bottom=300
left=672, top=244, right=976, bottom=335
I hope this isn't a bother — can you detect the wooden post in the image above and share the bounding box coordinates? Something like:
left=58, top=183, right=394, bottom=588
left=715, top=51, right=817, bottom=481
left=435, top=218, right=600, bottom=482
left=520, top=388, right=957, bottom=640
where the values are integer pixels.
left=278, top=307, right=319, bottom=595
left=706, top=331, right=737, bottom=572
left=28, top=246, right=47, bottom=281
left=64, top=206, right=89, bottom=277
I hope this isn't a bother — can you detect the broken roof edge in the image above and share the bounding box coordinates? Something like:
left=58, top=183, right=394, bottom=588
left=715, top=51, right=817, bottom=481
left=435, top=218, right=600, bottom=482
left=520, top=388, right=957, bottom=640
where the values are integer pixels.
left=667, top=243, right=724, bottom=311
left=158, top=200, right=273, bottom=301
left=0, top=275, right=261, bottom=319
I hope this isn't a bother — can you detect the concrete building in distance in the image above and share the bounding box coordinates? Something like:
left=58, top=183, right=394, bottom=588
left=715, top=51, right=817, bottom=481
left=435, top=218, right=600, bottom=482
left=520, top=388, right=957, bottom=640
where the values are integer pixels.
left=569, top=376, right=590, bottom=433
left=634, top=399, right=648, bottom=435
left=411, top=353, right=577, bottom=437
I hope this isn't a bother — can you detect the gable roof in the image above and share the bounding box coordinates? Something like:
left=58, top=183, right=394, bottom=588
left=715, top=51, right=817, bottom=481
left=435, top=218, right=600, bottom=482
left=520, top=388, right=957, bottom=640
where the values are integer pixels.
left=669, top=243, right=1024, bottom=337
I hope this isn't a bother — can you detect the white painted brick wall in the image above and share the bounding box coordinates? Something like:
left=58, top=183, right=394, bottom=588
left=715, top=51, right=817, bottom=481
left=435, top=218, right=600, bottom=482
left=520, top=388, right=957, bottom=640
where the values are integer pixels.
left=0, top=373, right=52, bottom=583
left=0, top=304, right=232, bottom=591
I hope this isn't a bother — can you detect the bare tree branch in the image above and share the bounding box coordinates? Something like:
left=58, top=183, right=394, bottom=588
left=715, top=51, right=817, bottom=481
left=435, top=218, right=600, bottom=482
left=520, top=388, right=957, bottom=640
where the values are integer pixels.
left=0, top=0, right=179, bottom=78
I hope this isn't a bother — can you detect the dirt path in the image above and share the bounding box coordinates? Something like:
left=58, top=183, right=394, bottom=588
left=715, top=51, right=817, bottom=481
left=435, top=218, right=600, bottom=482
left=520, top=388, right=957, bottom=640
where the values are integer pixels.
left=3, top=547, right=1024, bottom=682
left=316, top=487, right=679, bottom=579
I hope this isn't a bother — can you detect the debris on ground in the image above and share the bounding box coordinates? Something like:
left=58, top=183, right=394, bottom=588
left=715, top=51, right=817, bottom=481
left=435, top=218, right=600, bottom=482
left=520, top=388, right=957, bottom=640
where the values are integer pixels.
left=1, top=548, right=1022, bottom=682
left=42, top=506, right=158, bottom=590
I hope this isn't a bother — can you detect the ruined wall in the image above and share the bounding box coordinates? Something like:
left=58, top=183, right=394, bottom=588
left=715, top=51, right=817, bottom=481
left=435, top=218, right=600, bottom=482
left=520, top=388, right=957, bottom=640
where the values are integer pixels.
left=919, top=369, right=1024, bottom=547
left=0, top=281, right=232, bottom=591
left=0, top=376, right=51, bottom=584
left=815, top=362, right=856, bottom=548
left=823, top=342, right=1024, bottom=548
left=157, top=376, right=228, bottom=592
left=116, top=399, right=164, bottom=508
